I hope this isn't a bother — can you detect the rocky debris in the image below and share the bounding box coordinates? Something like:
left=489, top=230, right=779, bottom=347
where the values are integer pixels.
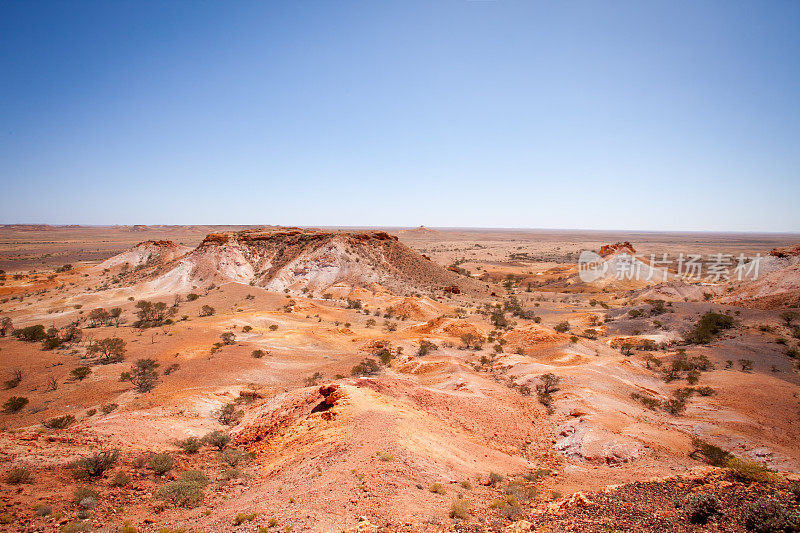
left=318, top=383, right=342, bottom=406
left=346, top=516, right=380, bottom=532
left=503, top=520, right=532, bottom=532
left=530, top=473, right=798, bottom=533
left=556, top=419, right=642, bottom=465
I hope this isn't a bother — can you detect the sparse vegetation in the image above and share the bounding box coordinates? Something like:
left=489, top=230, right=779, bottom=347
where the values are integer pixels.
left=120, top=358, right=160, bottom=392
left=685, top=312, right=734, bottom=344
left=216, top=402, right=243, bottom=426
left=43, top=414, right=76, bottom=429
left=147, top=452, right=174, bottom=475
left=201, top=430, right=230, bottom=450
left=744, top=497, right=800, bottom=532
left=2, top=396, right=28, bottom=413
left=86, top=337, right=126, bottom=363
left=176, top=436, right=202, bottom=454
left=685, top=493, right=720, bottom=524
left=4, top=467, right=33, bottom=485
left=69, top=449, right=120, bottom=479
left=429, top=482, right=446, bottom=494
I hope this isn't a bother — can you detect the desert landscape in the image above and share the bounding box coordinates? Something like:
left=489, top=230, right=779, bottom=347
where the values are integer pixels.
left=3, top=1, right=799, bottom=531
left=1, top=224, right=799, bottom=532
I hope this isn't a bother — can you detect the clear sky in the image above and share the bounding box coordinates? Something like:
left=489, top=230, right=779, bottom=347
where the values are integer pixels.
left=1, top=1, right=798, bottom=231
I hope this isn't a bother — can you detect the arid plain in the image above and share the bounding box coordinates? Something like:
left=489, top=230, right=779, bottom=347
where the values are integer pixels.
left=1, top=224, right=799, bottom=533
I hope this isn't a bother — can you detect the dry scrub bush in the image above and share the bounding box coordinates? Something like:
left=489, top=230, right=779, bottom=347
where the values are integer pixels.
left=4, top=467, right=33, bottom=485
left=449, top=497, right=470, bottom=519
left=2, top=396, right=28, bottom=413
left=176, top=436, right=202, bottom=454
left=43, top=414, right=75, bottom=429
left=69, top=449, right=120, bottom=479
left=201, top=430, right=230, bottom=450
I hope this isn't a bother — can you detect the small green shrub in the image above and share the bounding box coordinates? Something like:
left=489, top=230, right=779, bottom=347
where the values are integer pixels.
left=488, top=472, right=505, bottom=486
left=234, top=512, right=258, bottom=525
left=70, top=367, right=92, bottom=381
left=726, top=457, right=773, bottom=483
left=221, top=448, right=252, bottom=467
left=179, top=470, right=209, bottom=486
left=156, top=479, right=205, bottom=507
left=685, top=312, right=734, bottom=344
left=72, top=486, right=99, bottom=505
left=176, top=436, right=202, bottom=454
left=70, top=449, right=120, bottom=479
left=691, top=438, right=731, bottom=466
left=147, top=452, right=174, bottom=475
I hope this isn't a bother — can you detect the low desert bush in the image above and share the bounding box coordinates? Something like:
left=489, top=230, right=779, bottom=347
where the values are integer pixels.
left=726, top=457, right=773, bottom=483
left=156, top=479, right=205, bottom=507
left=72, top=486, right=99, bottom=505
left=147, top=452, right=174, bottom=476
left=70, top=449, right=120, bottom=479
left=221, top=448, right=252, bottom=467
left=4, top=467, right=33, bottom=485
left=234, top=512, right=258, bottom=525
left=215, top=402, right=243, bottom=426
left=685, top=493, right=720, bottom=524
left=487, top=472, right=505, bottom=486
left=691, top=438, right=731, bottom=467
left=449, top=497, right=470, bottom=519
left=744, top=497, right=800, bottom=532
left=178, top=469, right=209, bottom=486
left=351, top=358, right=380, bottom=376
left=201, top=430, right=230, bottom=451
left=101, top=403, right=118, bottom=414
left=429, top=482, right=446, bottom=495
left=43, top=414, right=75, bottom=429
left=2, top=396, right=28, bottom=413
left=176, top=436, right=202, bottom=454
left=685, top=312, right=734, bottom=344
left=70, top=367, right=92, bottom=381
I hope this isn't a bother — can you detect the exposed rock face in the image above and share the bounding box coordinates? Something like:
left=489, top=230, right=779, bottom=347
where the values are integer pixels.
left=143, top=227, right=484, bottom=296
left=97, top=240, right=191, bottom=270
left=599, top=242, right=636, bottom=257
left=769, top=245, right=800, bottom=258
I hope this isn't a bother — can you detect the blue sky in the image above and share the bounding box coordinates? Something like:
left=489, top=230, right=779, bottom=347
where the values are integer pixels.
left=1, top=1, right=798, bottom=231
